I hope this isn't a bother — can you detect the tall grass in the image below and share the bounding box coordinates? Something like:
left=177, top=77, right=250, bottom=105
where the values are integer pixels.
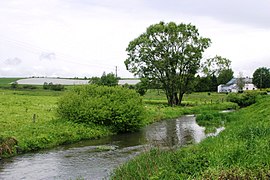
left=112, top=95, right=270, bottom=179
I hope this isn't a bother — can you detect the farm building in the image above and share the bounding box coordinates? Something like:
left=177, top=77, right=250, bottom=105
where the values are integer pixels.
left=218, top=77, right=257, bottom=93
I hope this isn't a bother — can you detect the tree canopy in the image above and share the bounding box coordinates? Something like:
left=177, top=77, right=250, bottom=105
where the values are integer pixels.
left=252, top=67, right=270, bottom=89
left=201, top=56, right=233, bottom=91
left=202, top=55, right=231, bottom=76
left=217, top=68, right=234, bottom=85
left=125, top=22, right=211, bottom=106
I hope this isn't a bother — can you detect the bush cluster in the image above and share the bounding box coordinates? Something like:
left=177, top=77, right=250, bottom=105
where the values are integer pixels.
left=196, top=111, right=228, bottom=128
left=226, top=92, right=264, bottom=107
left=57, top=85, right=145, bottom=132
left=43, top=82, right=64, bottom=91
left=22, top=85, right=37, bottom=90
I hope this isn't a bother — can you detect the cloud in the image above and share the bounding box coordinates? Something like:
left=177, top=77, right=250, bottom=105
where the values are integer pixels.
left=39, top=52, right=56, bottom=61
left=144, top=0, right=270, bottom=29
left=0, top=0, right=269, bottom=78
left=4, top=57, right=22, bottom=65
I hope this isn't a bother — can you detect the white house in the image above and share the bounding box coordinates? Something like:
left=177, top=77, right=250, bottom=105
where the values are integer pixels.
left=218, top=77, right=257, bottom=93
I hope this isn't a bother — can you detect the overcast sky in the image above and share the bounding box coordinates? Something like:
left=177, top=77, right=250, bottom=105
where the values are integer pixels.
left=1, top=0, right=270, bottom=78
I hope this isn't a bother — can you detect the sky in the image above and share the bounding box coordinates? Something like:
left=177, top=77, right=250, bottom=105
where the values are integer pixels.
left=1, top=0, right=270, bottom=78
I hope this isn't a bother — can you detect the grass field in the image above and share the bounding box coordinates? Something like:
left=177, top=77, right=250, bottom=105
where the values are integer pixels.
left=0, top=78, right=22, bottom=84
left=0, top=89, right=112, bottom=156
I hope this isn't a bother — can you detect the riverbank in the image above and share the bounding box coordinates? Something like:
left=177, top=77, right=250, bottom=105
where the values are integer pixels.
left=0, top=88, right=235, bottom=158
left=112, top=95, right=270, bottom=179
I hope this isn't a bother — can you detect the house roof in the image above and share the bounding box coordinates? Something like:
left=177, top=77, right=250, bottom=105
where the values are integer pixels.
left=226, top=77, right=253, bottom=85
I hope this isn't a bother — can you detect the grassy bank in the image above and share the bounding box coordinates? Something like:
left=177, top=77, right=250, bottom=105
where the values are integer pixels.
left=0, top=89, right=112, bottom=157
left=112, top=95, right=270, bottom=179
left=0, top=88, right=236, bottom=158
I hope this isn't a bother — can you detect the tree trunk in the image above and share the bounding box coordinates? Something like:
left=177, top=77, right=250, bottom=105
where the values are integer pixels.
left=178, top=92, right=184, bottom=105
left=174, top=92, right=179, bottom=105
left=167, top=92, right=179, bottom=106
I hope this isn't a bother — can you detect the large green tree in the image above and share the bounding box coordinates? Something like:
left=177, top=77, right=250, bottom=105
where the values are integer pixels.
left=252, top=67, right=270, bottom=89
left=125, top=22, right=211, bottom=106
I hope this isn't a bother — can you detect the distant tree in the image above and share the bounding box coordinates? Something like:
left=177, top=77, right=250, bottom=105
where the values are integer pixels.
left=134, top=78, right=149, bottom=96
left=217, top=68, right=234, bottom=85
left=89, top=76, right=101, bottom=85
left=252, top=67, right=270, bottom=89
left=125, top=21, right=211, bottom=106
left=194, top=76, right=211, bottom=92
left=43, top=82, right=64, bottom=91
left=237, top=72, right=245, bottom=92
left=10, top=82, right=18, bottom=89
left=202, top=56, right=232, bottom=76
left=200, top=56, right=232, bottom=91
left=43, top=82, right=49, bottom=89
left=210, top=75, right=218, bottom=92
left=194, top=75, right=217, bottom=92
left=100, top=72, right=118, bottom=86
left=89, top=72, right=118, bottom=86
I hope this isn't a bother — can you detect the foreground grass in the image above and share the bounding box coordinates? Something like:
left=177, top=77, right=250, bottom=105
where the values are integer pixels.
left=112, top=95, right=270, bottom=179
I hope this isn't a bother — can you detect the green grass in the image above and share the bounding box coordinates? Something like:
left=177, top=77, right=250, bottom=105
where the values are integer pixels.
left=0, top=78, right=22, bottom=85
left=112, top=95, right=270, bottom=179
left=143, top=89, right=228, bottom=105
left=142, top=89, right=236, bottom=125
left=0, top=89, right=112, bottom=156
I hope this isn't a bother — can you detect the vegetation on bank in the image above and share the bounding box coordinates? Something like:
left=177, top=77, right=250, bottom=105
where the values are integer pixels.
left=112, top=95, right=270, bottom=179
left=0, top=86, right=236, bottom=158
left=0, top=89, right=112, bottom=157
left=57, top=85, right=145, bottom=133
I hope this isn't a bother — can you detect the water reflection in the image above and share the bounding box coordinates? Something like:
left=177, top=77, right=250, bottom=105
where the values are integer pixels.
left=145, top=115, right=206, bottom=147
left=0, top=115, right=222, bottom=180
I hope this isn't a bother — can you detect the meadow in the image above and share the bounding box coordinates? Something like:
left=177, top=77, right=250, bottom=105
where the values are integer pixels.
left=0, top=89, right=112, bottom=155
left=0, top=80, right=236, bottom=158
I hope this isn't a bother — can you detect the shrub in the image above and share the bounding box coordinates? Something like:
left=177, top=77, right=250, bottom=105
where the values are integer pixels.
left=57, top=85, right=146, bottom=132
left=10, top=82, right=18, bottom=89
left=50, top=84, right=64, bottom=91
left=196, top=112, right=228, bottom=128
left=22, top=85, right=37, bottom=89
left=135, top=82, right=147, bottom=96
left=226, top=92, right=261, bottom=107
left=43, top=82, right=64, bottom=91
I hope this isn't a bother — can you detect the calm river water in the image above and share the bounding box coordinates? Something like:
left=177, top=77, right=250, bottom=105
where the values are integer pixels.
left=0, top=115, right=223, bottom=180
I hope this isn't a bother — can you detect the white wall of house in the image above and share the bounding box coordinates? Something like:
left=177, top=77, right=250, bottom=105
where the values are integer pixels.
left=217, top=78, right=257, bottom=93
left=244, top=83, right=257, bottom=91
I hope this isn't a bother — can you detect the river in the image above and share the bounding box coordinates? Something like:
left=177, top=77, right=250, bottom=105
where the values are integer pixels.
left=0, top=115, right=223, bottom=180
